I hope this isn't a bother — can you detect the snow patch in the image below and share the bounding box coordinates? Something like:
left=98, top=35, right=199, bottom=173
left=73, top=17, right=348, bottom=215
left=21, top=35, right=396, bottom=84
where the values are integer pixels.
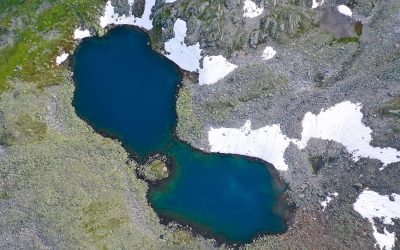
left=199, top=55, right=238, bottom=85
left=261, top=46, right=276, bottom=60
left=337, top=5, right=352, bottom=17
left=321, top=192, right=338, bottom=211
left=165, top=0, right=176, bottom=3
left=163, top=19, right=235, bottom=84
left=74, top=28, right=91, bottom=40
left=243, top=0, right=264, bottom=18
left=56, top=52, right=69, bottom=65
left=311, top=0, right=324, bottom=9
left=208, top=121, right=295, bottom=171
left=208, top=101, right=400, bottom=171
left=164, top=19, right=202, bottom=72
left=354, top=190, right=400, bottom=250
left=100, top=0, right=155, bottom=30
left=295, top=101, right=400, bottom=169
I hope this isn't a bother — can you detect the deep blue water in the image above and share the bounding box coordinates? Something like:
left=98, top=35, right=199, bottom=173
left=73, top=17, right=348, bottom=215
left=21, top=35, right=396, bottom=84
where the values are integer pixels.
left=73, top=26, right=288, bottom=244
left=73, top=26, right=179, bottom=157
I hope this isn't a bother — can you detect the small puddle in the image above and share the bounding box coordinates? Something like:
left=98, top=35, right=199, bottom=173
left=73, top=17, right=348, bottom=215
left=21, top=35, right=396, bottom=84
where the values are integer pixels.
left=354, top=20, right=363, bottom=36
left=72, top=26, right=289, bottom=245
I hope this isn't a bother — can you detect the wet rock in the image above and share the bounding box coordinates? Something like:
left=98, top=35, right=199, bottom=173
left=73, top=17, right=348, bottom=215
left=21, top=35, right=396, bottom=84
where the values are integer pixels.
left=352, top=182, right=363, bottom=190
left=389, top=194, right=395, bottom=201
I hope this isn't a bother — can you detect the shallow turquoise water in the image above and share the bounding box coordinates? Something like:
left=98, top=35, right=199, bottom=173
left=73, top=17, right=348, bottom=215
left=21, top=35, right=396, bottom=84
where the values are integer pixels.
left=73, top=26, right=288, bottom=244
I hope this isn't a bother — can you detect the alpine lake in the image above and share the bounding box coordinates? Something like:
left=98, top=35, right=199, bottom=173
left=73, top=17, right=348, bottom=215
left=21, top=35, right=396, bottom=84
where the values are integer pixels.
left=72, top=26, right=289, bottom=245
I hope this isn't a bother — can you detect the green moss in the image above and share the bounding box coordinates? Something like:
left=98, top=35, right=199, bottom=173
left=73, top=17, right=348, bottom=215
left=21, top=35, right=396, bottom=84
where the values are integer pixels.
left=176, top=85, right=203, bottom=140
left=238, top=71, right=288, bottom=102
left=381, top=97, right=400, bottom=116
left=0, top=81, right=169, bottom=249
left=0, top=0, right=106, bottom=93
left=381, top=97, right=400, bottom=134
left=149, top=160, right=168, bottom=178
left=329, top=36, right=360, bottom=46
left=82, top=194, right=129, bottom=241
left=0, top=191, right=12, bottom=200
left=204, top=99, right=236, bottom=123
left=138, top=159, right=169, bottom=182
left=1, top=114, right=47, bottom=145
left=172, top=229, right=194, bottom=245
left=149, top=24, right=163, bottom=50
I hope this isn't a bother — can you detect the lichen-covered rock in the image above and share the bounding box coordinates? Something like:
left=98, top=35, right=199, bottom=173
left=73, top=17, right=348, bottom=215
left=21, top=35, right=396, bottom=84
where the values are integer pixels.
left=259, top=5, right=314, bottom=41
left=1, top=114, right=47, bottom=146
left=152, top=0, right=246, bottom=56
left=225, top=0, right=241, bottom=10
left=249, top=29, right=260, bottom=48
left=111, top=0, right=131, bottom=16
left=132, top=0, right=146, bottom=17
left=172, top=229, right=195, bottom=245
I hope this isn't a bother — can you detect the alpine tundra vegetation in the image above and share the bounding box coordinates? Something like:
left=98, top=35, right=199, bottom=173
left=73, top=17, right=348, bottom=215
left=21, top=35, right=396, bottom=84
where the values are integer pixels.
left=1, top=0, right=400, bottom=249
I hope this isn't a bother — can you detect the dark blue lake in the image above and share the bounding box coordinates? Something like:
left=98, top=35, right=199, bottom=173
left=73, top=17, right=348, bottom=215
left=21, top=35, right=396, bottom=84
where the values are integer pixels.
left=73, top=26, right=288, bottom=244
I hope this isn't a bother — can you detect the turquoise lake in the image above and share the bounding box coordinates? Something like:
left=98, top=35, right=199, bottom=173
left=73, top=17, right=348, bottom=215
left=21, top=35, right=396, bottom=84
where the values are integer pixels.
left=73, top=26, right=288, bottom=244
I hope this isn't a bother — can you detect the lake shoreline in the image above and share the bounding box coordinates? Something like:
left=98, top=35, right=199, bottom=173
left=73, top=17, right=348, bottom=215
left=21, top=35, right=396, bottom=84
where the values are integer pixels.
left=70, top=25, right=294, bottom=246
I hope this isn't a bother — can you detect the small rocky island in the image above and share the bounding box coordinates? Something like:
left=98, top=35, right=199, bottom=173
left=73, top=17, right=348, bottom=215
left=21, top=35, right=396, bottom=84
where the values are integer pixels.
left=0, top=0, right=399, bottom=249
left=138, top=159, right=169, bottom=182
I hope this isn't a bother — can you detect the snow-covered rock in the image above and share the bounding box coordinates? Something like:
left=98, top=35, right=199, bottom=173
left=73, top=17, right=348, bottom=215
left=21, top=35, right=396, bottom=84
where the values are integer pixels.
left=311, top=0, right=324, bottom=9
left=321, top=192, right=338, bottom=211
left=164, top=19, right=202, bottom=72
left=295, top=101, right=400, bottom=169
left=74, top=28, right=91, bottom=40
left=208, top=121, right=295, bottom=171
left=354, top=190, right=400, bottom=250
left=243, top=0, right=264, bottom=18
left=199, top=56, right=238, bottom=85
left=261, top=46, right=276, bottom=60
left=100, top=0, right=155, bottom=30
left=56, top=52, right=69, bottom=65
left=208, top=101, right=400, bottom=171
left=337, top=5, right=352, bottom=17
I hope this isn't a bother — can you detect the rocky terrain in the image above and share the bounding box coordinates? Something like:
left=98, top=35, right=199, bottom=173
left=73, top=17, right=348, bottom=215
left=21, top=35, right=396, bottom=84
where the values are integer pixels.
left=1, top=0, right=399, bottom=249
